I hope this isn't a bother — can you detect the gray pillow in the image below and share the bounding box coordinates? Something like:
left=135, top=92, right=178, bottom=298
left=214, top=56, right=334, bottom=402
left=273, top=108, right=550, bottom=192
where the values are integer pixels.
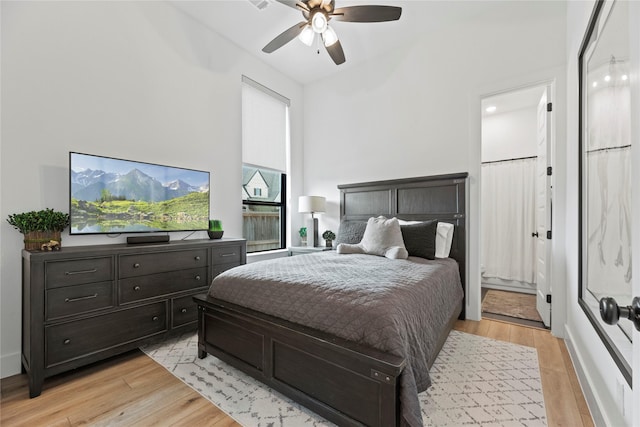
left=337, top=216, right=408, bottom=260
left=400, top=220, right=438, bottom=259
left=335, top=220, right=367, bottom=245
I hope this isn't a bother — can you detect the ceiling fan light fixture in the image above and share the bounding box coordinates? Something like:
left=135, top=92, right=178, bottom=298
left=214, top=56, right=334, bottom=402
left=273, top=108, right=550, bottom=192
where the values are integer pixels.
left=311, top=11, right=328, bottom=33
left=298, top=25, right=315, bottom=46
left=265, top=1, right=402, bottom=66
left=322, top=26, right=338, bottom=47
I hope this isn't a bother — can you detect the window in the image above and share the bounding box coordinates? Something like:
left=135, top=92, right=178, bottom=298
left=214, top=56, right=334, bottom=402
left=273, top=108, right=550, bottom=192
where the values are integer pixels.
left=241, top=76, right=289, bottom=253
left=242, top=166, right=286, bottom=252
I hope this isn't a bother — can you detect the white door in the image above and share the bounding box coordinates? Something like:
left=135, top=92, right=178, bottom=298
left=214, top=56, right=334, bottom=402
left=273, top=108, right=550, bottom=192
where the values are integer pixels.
left=633, top=268, right=639, bottom=427
left=535, top=87, right=552, bottom=327
left=633, top=269, right=639, bottom=427
left=631, top=2, right=639, bottom=420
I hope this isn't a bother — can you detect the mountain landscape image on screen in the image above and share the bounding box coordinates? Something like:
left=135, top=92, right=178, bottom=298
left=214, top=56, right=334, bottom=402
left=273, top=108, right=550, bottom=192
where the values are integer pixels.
left=70, top=154, right=209, bottom=234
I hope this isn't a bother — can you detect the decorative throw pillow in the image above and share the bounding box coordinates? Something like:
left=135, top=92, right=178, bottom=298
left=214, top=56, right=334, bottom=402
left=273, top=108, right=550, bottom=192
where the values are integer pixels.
left=398, top=219, right=455, bottom=258
left=337, top=216, right=408, bottom=260
left=335, top=220, right=367, bottom=245
left=400, top=220, right=438, bottom=259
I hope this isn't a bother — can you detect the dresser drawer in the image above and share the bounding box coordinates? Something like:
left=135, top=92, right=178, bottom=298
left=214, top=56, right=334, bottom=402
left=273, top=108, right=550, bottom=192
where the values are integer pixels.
left=171, top=294, right=199, bottom=328
left=46, top=281, right=114, bottom=320
left=119, top=267, right=208, bottom=304
left=119, top=249, right=207, bottom=278
left=45, top=257, right=113, bottom=289
left=46, top=301, right=167, bottom=367
left=211, top=245, right=242, bottom=265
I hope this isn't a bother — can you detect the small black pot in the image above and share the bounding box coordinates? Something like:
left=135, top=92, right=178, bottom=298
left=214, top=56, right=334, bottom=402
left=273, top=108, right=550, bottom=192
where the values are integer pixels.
left=207, top=230, right=224, bottom=239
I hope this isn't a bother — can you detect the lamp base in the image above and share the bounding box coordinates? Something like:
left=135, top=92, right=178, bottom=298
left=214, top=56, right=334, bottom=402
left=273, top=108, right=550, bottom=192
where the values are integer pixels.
left=306, top=217, right=319, bottom=247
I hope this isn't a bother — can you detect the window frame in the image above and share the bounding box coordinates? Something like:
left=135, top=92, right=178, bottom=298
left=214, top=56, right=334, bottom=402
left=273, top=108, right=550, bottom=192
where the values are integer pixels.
left=242, top=171, right=287, bottom=253
left=241, top=75, right=290, bottom=254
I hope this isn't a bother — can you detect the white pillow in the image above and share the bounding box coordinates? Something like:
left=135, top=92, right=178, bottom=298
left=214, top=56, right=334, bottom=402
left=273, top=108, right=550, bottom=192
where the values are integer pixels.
left=398, top=219, right=454, bottom=258
left=337, top=216, right=408, bottom=260
left=435, top=222, right=454, bottom=258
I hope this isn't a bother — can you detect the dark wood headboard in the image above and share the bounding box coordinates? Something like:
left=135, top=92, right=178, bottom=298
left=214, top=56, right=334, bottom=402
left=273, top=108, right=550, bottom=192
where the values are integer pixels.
left=338, top=172, right=468, bottom=314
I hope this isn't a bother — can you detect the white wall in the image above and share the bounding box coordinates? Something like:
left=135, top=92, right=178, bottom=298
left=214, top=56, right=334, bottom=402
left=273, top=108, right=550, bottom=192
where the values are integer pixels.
left=0, top=1, right=303, bottom=377
left=563, top=1, right=636, bottom=425
left=302, top=2, right=567, bottom=324
left=481, top=106, right=538, bottom=162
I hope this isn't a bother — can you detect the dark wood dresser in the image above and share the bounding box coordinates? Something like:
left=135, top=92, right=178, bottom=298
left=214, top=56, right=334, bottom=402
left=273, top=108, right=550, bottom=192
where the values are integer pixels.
left=22, top=238, right=246, bottom=398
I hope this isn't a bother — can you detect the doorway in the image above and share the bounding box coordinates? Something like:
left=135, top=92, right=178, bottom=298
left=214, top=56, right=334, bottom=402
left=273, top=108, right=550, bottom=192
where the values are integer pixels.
left=480, top=83, right=552, bottom=329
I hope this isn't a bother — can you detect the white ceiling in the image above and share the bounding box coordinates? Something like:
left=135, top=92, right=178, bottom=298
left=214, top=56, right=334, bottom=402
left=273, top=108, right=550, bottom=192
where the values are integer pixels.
left=169, top=0, right=539, bottom=85
left=482, top=85, right=547, bottom=117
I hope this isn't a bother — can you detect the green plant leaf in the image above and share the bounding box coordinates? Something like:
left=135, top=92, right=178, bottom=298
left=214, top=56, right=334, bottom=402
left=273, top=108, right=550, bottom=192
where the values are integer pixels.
left=6, top=208, right=70, bottom=234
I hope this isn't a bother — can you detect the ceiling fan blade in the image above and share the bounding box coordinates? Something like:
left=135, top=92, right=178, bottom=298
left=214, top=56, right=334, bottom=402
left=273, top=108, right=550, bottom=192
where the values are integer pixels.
left=325, top=39, right=345, bottom=65
left=262, top=21, right=307, bottom=53
left=275, top=0, right=309, bottom=12
left=332, top=5, right=402, bottom=22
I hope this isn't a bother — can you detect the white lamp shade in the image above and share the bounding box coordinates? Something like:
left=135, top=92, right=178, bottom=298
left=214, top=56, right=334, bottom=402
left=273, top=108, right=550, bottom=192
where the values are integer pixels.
left=299, top=196, right=326, bottom=213
left=311, top=12, right=328, bottom=33
left=298, top=25, right=315, bottom=46
left=322, top=26, right=338, bottom=47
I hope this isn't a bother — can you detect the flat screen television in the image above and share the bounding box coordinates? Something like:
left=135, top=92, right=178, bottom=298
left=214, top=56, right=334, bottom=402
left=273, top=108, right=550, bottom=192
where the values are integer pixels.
left=69, top=152, right=210, bottom=235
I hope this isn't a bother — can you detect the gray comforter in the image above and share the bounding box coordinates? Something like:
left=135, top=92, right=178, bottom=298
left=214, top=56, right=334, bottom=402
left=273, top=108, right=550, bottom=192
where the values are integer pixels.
left=208, top=251, right=463, bottom=427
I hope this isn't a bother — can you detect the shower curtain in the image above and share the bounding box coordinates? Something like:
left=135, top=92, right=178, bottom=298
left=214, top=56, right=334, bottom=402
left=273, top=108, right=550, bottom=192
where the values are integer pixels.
left=586, top=57, right=632, bottom=296
left=481, top=158, right=537, bottom=284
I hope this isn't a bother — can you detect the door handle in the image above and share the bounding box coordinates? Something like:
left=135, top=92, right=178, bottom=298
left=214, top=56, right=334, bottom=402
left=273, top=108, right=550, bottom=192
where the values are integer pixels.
left=599, top=296, right=640, bottom=331
left=532, top=232, right=539, bottom=238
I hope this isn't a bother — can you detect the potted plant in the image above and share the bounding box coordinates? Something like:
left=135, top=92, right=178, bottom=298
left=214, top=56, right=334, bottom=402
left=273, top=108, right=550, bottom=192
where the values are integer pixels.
left=208, top=219, right=224, bottom=239
left=299, top=227, right=307, bottom=246
left=322, top=230, right=336, bottom=248
left=7, top=208, right=70, bottom=250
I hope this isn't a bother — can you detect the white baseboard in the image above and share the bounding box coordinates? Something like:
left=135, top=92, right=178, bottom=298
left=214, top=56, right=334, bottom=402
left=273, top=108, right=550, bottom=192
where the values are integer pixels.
left=1, top=351, right=22, bottom=379
left=563, top=325, right=605, bottom=427
left=481, top=278, right=536, bottom=295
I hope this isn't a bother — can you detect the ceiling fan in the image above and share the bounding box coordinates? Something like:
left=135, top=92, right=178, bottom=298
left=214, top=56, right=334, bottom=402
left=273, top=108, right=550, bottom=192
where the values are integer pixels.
left=262, top=0, right=402, bottom=65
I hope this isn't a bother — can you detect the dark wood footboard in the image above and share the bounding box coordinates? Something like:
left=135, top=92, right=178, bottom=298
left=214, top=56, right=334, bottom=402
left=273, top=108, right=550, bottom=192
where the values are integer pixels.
left=194, top=294, right=406, bottom=427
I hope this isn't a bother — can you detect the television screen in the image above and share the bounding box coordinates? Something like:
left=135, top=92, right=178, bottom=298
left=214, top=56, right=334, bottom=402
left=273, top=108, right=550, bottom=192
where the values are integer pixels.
left=69, top=152, right=210, bottom=235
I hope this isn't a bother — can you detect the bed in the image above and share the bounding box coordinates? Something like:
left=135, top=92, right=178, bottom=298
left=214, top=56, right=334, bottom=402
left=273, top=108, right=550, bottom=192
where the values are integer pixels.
left=193, top=173, right=468, bottom=427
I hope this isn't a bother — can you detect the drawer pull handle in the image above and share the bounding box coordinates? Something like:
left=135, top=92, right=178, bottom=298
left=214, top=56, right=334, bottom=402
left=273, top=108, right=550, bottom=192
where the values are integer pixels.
left=65, top=293, right=98, bottom=303
left=133, top=263, right=140, bottom=268
left=152, top=316, right=159, bottom=321
left=63, top=339, right=71, bottom=345
left=133, top=286, right=141, bottom=291
left=221, top=253, right=236, bottom=257
left=195, top=256, right=201, bottom=261
left=181, top=308, right=187, bottom=313
left=195, top=275, right=201, bottom=281
left=65, top=268, right=97, bottom=276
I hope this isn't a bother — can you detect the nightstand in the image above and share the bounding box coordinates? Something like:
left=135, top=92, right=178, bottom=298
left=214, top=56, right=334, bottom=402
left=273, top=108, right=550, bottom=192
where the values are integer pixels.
left=288, top=246, right=333, bottom=256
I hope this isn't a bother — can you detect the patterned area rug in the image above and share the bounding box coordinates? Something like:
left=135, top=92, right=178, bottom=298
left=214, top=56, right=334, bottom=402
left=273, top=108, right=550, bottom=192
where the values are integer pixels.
left=482, top=289, right=544, bottom=323
left=141, top=330, right=547, bottom=426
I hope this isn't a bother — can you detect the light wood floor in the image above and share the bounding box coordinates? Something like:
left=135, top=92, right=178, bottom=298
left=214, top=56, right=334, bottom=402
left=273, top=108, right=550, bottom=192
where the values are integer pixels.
left=1, top=318, right=593, bottom=427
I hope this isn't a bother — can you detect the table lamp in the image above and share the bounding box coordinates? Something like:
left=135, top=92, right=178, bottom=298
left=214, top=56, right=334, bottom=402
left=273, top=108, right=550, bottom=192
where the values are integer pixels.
left=298, top=196, right=326, bottom=247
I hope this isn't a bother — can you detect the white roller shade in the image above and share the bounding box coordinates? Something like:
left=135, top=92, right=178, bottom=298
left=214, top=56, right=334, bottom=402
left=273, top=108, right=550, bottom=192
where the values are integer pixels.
left=242, top=76, right=289, bottom=172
